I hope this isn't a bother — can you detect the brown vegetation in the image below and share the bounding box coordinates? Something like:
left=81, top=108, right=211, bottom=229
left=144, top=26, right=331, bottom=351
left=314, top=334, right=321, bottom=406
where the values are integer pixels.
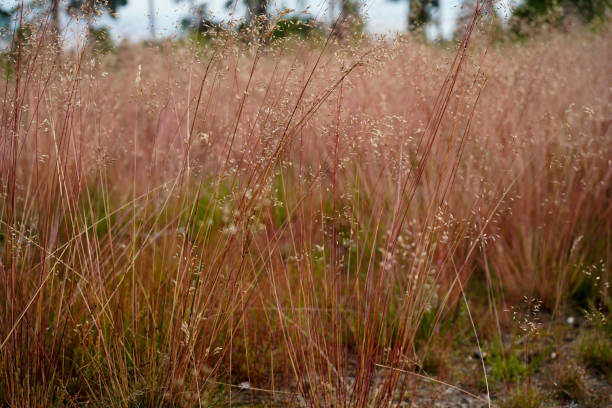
left=1, top=6, right=610, bottom=407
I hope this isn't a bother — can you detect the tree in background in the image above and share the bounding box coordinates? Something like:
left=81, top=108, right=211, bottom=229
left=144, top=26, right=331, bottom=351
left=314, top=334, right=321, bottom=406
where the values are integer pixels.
left=338, top=0, right=364, bottom=37
left=148, top=0, right=155, bottom=38
left=386, top=0, right=440, bottom=33
left=0, top=2, right=61, bottom=50
left=511, top=0, right=611, bottom=35
left=0, top=1, right=60, bottom=42
left=67, top=0, right=128, bottom=51
left=0, top=7, right=13, bottom=29
left=179, top=2, right=222, bottom=39
left=408, top=0, right=440, bottom=31
left=50, top=0, right=60, bottom=41
left=243, top=0, right=269, bottom=22
left=454, top=0, right=505, bottom=41
left=67, top=0, right=128, bottom=20
left=326, top=0, right=364, bottom=38
left=176, top=0, right=266, bottom=30
left=1, top=1, right=129, bottom=50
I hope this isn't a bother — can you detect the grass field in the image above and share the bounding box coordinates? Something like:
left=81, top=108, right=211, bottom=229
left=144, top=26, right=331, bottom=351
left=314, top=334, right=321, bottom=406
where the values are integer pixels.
left=1, top=5, right=611, bottom=407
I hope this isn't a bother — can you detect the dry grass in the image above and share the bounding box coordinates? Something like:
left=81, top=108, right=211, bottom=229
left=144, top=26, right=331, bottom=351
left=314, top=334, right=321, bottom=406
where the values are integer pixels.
left=0, top=5, right=610, bottom=407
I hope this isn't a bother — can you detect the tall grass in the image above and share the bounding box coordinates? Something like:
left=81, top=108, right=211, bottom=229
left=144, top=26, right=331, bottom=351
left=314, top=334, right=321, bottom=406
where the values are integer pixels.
left=1, top=3, right=610, bottom=407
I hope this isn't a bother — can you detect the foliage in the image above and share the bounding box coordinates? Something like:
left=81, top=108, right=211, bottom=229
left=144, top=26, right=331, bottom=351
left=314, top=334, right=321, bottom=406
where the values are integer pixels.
left=244, top=0, right=269, bottom=20
left=488, top=343, right=528, bottom=382
left=67, top=0, right=128, bottom=17
left=409, top=0, right=440, bottom=31
left=270, top=16, right=318, bottom=40
left=338, top=0, right=365, bottom=37
left=180, top=4, right=223, bottom=40
left=88, top=25, right=114, bottom=53
left=511, top=0, right=611, bottom=35
left=0, top=7, right=11, bottom=28
left=66, top=1, right=128, bottom=50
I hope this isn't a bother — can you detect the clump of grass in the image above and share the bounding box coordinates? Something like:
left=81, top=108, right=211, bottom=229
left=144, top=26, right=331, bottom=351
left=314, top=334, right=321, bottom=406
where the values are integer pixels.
left=502, top=385, right=544, bottom=408
left=0, top=2, right=494, bottom=405
left=555, top=362, right=589, bottom=404
left=578, top=332, right=612, bottom=381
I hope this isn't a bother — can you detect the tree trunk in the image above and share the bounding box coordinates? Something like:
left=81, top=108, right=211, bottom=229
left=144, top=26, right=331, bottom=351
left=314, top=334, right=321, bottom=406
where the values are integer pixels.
left=50, top=0, right=60, bottom=46
left=148, top=0, right=156, bottom=39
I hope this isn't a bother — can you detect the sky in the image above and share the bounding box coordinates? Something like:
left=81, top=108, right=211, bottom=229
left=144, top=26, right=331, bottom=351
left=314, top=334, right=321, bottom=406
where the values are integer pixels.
left=4, top=0, right=515, bottom=43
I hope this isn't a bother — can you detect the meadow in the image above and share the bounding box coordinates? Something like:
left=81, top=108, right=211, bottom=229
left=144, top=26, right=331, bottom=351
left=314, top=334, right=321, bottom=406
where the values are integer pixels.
left=0, top=4, right=610, bottom=407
